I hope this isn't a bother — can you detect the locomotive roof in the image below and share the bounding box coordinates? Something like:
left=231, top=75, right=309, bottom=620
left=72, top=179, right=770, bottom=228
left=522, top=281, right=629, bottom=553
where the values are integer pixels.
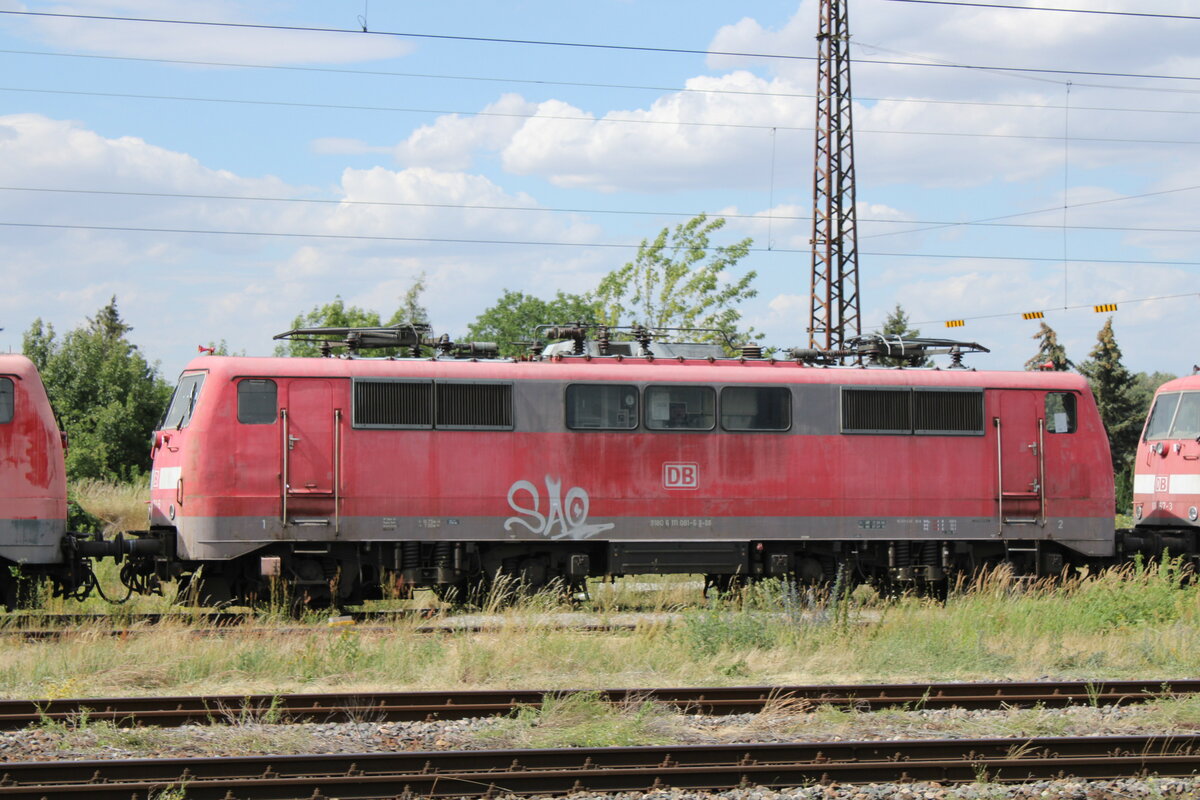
left=1152, top=373, right=1200, bottom=394
left=178, top=354, right=1092, bottom=392
left=0, top=354, right=42, bottom=381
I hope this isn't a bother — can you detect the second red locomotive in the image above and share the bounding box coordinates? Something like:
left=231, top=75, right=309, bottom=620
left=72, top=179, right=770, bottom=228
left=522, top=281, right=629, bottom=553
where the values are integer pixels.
left=139, top=330, right=1116, bottom=606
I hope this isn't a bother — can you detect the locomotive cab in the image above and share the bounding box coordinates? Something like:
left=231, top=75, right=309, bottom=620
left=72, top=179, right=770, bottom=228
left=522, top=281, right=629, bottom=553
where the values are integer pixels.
left=1132, top=377, right=1200, bottom=537
left=0, top=355, right=68, bottom=567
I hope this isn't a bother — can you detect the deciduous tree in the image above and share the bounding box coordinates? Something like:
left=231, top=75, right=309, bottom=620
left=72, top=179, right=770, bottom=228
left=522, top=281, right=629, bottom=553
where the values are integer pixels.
left=593, top=214, right=758, bottom=349
left=24, top=298, right=172, bottom=481
left=468, top=289, right=599, bottom=358
left=275, top=275, right=430, bottom=357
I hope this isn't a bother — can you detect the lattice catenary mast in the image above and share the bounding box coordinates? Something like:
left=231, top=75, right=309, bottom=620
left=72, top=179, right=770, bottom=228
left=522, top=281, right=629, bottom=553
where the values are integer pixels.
left=808, top=0, right=862, bottom=352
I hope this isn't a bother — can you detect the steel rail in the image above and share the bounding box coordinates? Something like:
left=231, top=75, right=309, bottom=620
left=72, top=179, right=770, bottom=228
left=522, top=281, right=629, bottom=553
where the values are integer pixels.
left=0, top=734, right=1197, bottom=798
left=5, top=679, right=1198, bottom=730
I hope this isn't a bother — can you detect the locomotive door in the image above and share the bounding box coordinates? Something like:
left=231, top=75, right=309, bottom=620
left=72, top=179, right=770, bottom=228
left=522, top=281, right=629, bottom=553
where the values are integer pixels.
left=994, top=391, right=1045, bottom=527
left=283, top=380, right=335, bottom=497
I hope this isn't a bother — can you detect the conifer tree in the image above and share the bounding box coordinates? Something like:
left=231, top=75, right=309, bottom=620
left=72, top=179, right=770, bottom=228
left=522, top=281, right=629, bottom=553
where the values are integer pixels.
left=1078, top=318, right=1140, bottom=510
left=877, top=303, right=930, bottom=366
left=1024, top=322, right=1073, bottom=371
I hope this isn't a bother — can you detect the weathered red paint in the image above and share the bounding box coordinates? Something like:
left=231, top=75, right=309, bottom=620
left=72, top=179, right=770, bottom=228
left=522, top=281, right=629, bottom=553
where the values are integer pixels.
left=0, top=355, right=66, bottom=562
left=150, top=355, right=1114, bottom=563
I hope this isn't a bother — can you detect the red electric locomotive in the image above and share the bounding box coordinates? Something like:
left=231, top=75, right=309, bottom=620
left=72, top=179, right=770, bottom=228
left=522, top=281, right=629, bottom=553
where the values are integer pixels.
left=1130, top=373, right=1200, bottom=553
left=0, top=354, right=66, bottom=564
left=0, top=354, right=87, bottom=606
left=141, top=329, right=1115, bottom=606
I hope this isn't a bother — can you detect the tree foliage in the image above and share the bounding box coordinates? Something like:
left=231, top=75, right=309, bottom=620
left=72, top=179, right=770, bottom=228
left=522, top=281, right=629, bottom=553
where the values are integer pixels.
left=1078, top=318, right=1139, bottom=469
left=467, top=289, right=599, bottom=358
left=275, top=275, right=430, bottom=357
left=593, top=214, right=758, bottom=348
left=24, top=298, right=172, bottom=481
left=1024, top=322, right=1073, bottom=371
left=876, top=303, right=930, bottom=367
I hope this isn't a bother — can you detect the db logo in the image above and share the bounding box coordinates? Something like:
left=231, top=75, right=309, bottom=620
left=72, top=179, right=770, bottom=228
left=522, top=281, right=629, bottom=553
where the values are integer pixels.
left=1155, top=475, right=1169, bottom=493
left=663, top=462, right=699, bottom=490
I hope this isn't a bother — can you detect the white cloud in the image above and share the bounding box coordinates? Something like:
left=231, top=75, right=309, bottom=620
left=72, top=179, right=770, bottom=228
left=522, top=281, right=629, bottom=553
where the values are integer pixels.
left=393, top=94, right=536, bottom=171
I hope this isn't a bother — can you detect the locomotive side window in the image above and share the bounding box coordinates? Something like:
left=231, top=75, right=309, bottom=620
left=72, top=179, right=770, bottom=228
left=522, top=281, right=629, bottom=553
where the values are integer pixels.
left=841, top=388, right=911, bottom=434
left=161, top=373, right=205, bottom=430
left=645, top=385, right=715, bottom=431
left=353, top=380, right=433, bottom=428
left=0, top=377, right=11, bottom=424
left=237, top=379, right=277, bottom=424
left=566, top=384, right=638, bottom=430
left=913, top=389, right=983, bottom=435
left=436, top=382, right=512, bottom=429
left=1143, top=392, right=1179, bottom=441
left=1045, top=392, right=1077, bottom=434
left=720, top=386, right=791, bottom=431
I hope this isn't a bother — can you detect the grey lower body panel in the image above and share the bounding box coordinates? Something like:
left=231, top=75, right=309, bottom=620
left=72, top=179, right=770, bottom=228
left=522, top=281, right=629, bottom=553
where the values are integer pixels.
left=0, top=518, right=65, bottom=565
left=175, top=514, right=1115, bottom=561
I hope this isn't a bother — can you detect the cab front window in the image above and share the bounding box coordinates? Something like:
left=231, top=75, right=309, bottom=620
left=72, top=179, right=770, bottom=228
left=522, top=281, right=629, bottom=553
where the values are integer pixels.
left=161, top=373, right=205, bottom=429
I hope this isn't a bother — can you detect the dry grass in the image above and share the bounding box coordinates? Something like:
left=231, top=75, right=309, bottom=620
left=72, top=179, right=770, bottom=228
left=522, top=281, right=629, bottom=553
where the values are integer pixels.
left=70, top=478, right=148, bottom=534
left=0, top=561, right=1197, bottom=702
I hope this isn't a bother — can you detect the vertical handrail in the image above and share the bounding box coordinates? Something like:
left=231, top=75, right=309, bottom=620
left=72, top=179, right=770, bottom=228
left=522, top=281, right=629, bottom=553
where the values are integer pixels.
left=994, top=416, right=1003, bottom=535
left=1038, top=417, right=1046, bottom=525
left=334, top=408, right=342, bottom=535
left=281, top=407, right=289, bottom=524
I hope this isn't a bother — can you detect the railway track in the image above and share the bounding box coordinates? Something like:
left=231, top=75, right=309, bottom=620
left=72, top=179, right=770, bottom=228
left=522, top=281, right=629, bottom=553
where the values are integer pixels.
left=0, top=610, right=650, bottom=639
left=0, top=734, right=1197, bottom=798
left=10, top=679, right=1200, bottom=730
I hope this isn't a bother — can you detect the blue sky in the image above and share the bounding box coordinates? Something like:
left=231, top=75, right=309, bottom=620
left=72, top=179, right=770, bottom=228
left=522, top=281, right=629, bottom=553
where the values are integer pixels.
left=0, top=0, right=1195, bottom=378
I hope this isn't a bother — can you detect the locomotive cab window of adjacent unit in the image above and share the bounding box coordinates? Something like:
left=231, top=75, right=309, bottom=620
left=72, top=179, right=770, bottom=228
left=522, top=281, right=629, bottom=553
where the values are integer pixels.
left=646, top=385, right=715, bottom=430
left=0, top=377, right=11, bottom=424
left=1044, top=392, right=1077, bottom=434
left=161, top=373, right=205, bottom=430
left=1143, top=392, right=1179, bottom=441
left=720, top=386, right=791, bottom=431
left=1169, top=392, right=1200, bottom=439
left=237, top=379, right=277, bottom=424
left=566, top=384, right=637, bottom=430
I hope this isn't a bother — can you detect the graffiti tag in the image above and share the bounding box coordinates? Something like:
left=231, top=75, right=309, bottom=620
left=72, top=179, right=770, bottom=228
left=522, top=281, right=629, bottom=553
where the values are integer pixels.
left=504, top=476, right=614, bottom=540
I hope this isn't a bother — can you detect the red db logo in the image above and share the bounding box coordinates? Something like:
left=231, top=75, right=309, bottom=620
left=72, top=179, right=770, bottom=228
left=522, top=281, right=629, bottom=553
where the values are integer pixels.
left=663, top=463, right=698, bottom=489
left=1155, top=475, right=1169, bottom=493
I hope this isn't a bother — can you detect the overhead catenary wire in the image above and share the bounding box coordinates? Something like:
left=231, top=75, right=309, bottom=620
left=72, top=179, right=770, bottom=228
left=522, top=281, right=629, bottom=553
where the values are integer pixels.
left=8, top=47, right=1200, bottom=111
left=5, top=219, right=1200, bottom=268
left=6, top=84, right=1200, bottom=147
left=893, top=292, right=1200, bottom=331
left=880, top=0, right=1200, bottom=23
left=4, top=9, right=1200, bottom=85
left=8, top=184, right=1200, bottom=237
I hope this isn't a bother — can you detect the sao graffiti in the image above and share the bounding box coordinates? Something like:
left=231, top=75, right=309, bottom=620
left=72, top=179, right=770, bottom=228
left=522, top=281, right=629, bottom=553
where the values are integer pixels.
left=504, top=476, right=614, bottom=540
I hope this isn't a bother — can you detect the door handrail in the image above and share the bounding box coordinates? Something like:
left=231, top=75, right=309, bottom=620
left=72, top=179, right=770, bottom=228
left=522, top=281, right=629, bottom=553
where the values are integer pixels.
left=281, top=407, right=289, bottom=524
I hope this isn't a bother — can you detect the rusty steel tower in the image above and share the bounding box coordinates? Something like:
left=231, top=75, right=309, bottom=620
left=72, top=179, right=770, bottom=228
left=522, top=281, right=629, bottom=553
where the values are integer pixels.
left=808, top=0, right=861, bottom=351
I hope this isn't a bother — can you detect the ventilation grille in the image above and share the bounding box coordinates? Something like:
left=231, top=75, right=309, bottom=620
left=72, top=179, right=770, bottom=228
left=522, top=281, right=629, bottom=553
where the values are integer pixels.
left=437, top=383, right=512, bottom=428
left=354, top=381, right=432, bottom=427
left=914, top=390, right=983, bottom=434
left=842, top=389, right=911, bottom=433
